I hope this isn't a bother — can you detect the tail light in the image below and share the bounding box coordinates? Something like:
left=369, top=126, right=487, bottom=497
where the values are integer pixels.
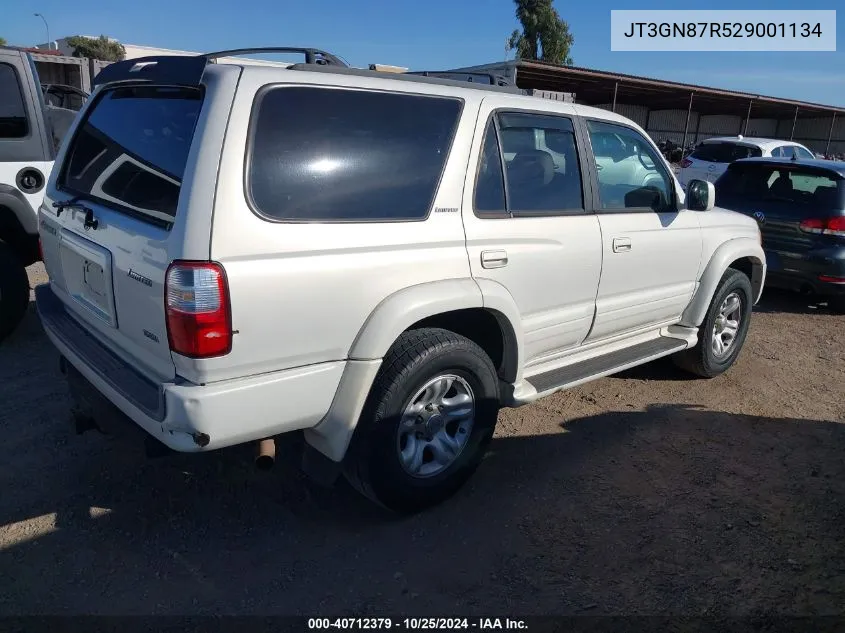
left=680, top=158, right=693, bottom=169
left=818, top=275, right=845, bottom=283
left=799, top=217, right=845, bottom=237
left=165, top=261, right=232, bottom=358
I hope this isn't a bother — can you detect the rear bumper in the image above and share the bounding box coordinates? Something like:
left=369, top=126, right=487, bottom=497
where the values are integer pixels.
left=36, top=283, right=345, bottom=452
left=765, top=247, right=845, bottom=296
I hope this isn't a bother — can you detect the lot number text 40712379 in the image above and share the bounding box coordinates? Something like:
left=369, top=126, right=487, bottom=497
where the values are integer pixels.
left=307, top=618, right=528, bottom=630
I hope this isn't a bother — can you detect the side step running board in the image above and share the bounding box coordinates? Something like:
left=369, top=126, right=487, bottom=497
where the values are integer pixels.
left=525, top=337, right=687, bottom=393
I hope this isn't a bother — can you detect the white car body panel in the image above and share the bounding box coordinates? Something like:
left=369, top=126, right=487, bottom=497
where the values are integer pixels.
left=35, top=60, right=767, bottom=462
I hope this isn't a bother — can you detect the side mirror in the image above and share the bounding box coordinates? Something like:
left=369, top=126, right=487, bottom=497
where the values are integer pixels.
left=687, top=179, right=715, bottom=211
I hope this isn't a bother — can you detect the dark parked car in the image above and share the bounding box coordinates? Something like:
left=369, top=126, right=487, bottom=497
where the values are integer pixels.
left=715, top=157, right=845, bottom=313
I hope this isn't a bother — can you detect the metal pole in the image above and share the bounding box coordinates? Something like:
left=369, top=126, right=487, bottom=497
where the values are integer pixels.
left=611, top=81, right=618, bottom=113
left=790, top=106, right=799, bottom=141
left=743, top=99, right=753, bottom=136
left=825, top=113, right=836, bottom=156
left=681, top=92, right=694, bottom=151
left=34, top=13, right=50, bottom=49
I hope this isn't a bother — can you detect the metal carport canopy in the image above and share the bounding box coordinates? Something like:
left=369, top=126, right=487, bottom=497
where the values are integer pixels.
left=512, top=60, right=845, bottom=119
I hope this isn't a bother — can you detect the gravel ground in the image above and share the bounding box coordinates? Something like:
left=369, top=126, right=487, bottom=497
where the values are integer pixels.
left=0, top=263, right=843, bottom=617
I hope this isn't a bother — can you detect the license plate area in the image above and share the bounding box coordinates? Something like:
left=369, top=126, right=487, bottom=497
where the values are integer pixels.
left=59, top=229, right=117, bottom=327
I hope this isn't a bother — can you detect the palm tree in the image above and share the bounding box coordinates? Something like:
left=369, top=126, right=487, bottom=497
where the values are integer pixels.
left=507, top=0, right=574, bottom=66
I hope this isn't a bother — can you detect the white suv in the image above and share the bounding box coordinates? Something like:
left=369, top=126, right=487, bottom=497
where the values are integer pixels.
left=36, top=48, right=766, bottom=513
left=678, top=136, right=814, bottom=188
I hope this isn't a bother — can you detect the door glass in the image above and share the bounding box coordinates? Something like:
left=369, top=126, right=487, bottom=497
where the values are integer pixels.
left=587, top=120, right=672, bottom=212
left=496, top=112, right=584, bottom=213
left=474, top=120, right=507, bottom=215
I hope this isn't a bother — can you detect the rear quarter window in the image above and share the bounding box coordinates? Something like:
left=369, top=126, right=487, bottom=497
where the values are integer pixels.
left=0, top=63, right=28, bottom=138
left=247, top=86, right=463, bottom=222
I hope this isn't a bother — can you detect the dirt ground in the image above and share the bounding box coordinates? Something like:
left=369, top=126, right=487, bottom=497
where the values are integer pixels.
left=1, top=263, right=843, bottom=617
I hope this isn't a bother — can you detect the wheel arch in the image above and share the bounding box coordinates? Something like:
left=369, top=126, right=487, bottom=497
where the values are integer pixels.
left=348, top=278, right=523, bottom=381
left=0, top=187, right=40, bottom=266
left=307, top=279, right=523, bottom=463
left=681, top=237, right=766, bottom=328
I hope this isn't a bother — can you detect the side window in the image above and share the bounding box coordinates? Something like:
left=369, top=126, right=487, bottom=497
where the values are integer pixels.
left=794, top=146, right=815, bottom=160
left=248, top=87, right=462, bottom=222
left=500, top=112, right=583, bottom=213
left=474, top=120, right=506, bottom=215
left=773, top=145, right=794, bottom=159
left=587, top=119, right=673, bottom=212
left=0, top=63, right=29, bottom=139
left=473, top=111, right=584, bottom=216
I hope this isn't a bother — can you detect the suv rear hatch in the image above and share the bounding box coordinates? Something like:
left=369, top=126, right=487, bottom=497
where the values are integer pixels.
left=40, top=80, right=209, bottom=382
left=715, top=161, right=845, bottom=261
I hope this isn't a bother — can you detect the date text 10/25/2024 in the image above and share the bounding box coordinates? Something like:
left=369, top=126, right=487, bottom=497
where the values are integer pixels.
left=308, top=618, right=528, bottom=630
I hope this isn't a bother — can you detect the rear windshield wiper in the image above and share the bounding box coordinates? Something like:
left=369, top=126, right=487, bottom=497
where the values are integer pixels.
left=52, top=196, right=93, bottom=217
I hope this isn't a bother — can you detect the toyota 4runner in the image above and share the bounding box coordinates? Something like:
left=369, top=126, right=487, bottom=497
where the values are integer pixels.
left=35, top=48, right=766, bottom=513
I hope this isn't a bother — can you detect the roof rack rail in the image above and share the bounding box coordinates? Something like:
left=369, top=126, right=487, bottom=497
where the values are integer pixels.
left=93, top=46, right=348, bottom=87
left=405, top=70, right=513, bottom=87
left=202, top=47, right=348, bottom=67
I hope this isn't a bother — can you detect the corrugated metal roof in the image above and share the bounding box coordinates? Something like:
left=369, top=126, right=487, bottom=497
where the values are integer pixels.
left=515, top=60, right=845, bottom=114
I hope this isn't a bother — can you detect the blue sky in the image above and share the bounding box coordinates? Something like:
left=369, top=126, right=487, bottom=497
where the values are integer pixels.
left=4, top=0, right=844, bottom=106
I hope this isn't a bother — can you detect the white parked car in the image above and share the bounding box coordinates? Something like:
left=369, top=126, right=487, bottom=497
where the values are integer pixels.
left=36, top=48, right=766, bottom=513
left=678, top=136, right=815, bottom=188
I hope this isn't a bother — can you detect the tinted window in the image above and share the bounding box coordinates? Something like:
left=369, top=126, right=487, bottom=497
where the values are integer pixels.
left=691, top=142, right=763, bottom=163
left=249, top=87, right=462, bottom=222
left=474, top=120, right=506, bottom=215
left=60, top=86, right=203, bottom=225
left=587, top=120, right=672, bottom=212
left=0, top=64, right=28, bottom=138
left=497, top=112, right=583, bottom=213
left=717, top=164, right=843, bottom=209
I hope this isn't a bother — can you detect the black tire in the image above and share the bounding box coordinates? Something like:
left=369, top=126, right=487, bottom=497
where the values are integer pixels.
left=0, top=239, right=30, bottom=344
left=344, top=328, right=500, bottom=514
left=828, top=295, right=845, bottom=315
left=672, top=268, right=753, bottom=378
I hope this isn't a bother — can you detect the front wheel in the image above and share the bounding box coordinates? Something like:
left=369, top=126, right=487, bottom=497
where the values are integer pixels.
left=0, top=240, right=30, bottom=344
left=672, top=268, right=753, bottom=378
left=344, top=328, right=500, bottom=514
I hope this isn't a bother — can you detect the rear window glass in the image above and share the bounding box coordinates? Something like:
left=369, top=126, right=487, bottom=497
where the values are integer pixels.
left=691, top=142, right=763, bottom=163
left=248, top=87, right=462, bottom=222
left=717, top=164, right=843, bottom=208
left=59, top=86, right=203, bottom=225
left=0, top=63, right=28, bottom=138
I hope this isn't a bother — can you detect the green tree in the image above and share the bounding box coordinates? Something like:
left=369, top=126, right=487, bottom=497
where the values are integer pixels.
left=0, top=37, right=7, bottom=47
left=66, top=35, right=126, bottom=62
left=507, top=0, right=574, bottom=66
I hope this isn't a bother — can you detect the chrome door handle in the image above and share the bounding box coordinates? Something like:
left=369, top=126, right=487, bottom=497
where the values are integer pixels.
left=612, top=237, right=632, bottom=253
left=481, top=249, right=508, bottom=269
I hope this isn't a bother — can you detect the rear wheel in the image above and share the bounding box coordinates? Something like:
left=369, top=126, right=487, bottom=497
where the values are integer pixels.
left=673, top=268, right=753, bottom=378
left=344, top=328, right=500, bottom=514
left=0, top=239, right=30, bottom=344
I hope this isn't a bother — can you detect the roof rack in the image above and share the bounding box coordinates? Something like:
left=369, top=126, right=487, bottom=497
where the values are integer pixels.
left=202, top=47, right=348, bottom=67
left=406, top=70, right=513, bottom=87
left=93, top=45, right=347, bottom=87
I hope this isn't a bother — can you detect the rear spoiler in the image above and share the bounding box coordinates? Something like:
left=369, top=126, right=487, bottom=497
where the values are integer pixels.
left=93, top=47, right=347, bottom=88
